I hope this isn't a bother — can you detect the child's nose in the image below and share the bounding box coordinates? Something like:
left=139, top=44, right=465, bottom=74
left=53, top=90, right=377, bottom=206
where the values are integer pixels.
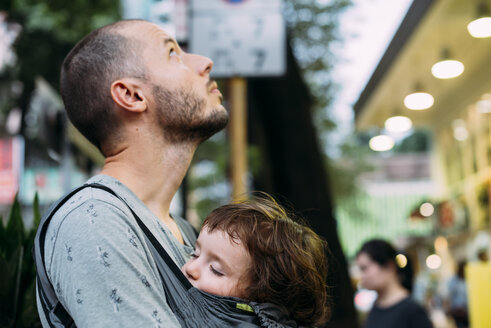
left=183, top=260, right=200, bottom=280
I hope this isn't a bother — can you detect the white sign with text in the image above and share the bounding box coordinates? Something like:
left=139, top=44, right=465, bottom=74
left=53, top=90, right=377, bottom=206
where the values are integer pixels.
left=190, top=0, right=285, bottom=77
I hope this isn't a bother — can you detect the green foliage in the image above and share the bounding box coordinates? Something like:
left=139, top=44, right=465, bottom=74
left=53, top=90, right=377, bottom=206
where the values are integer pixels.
left=190, top=131, right=229, bottom=222
left=0, top=194, right=41, bottom=327
left=8, top=0, right=119, bottom=44
left=188, top=1, right=358, bottom=220
left=0, top=0, right=121, bottom=126
left=190, top=131, right=263, bottom=222
left=282, top=0, right=376, bottom=210
left=283, top=0, right=352, bottom=123
left=327, top=137, right=374, bottom=203
left=392, top=130, right=431, bottom=153
left=477, top=180, right=490, bottom=225
left=477, top=181, right=490, bottom=208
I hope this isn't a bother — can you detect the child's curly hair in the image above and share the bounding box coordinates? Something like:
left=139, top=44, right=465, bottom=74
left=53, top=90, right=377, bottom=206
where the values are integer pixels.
left=202, top=194, right=330, bottom=327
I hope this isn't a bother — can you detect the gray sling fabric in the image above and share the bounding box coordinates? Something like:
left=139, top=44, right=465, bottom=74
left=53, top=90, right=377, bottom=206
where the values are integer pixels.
left=34, top=184, right=300, bottom=327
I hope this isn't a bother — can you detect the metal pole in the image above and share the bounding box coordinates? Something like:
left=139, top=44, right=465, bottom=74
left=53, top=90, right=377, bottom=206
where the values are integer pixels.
left=229, top=77, right=248, bottom=201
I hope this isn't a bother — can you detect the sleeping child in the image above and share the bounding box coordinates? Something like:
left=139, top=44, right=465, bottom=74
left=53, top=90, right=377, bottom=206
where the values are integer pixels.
left=182, top=195, right=330, bottom=327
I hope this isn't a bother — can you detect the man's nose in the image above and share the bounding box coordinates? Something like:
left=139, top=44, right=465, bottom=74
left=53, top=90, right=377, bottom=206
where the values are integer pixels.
left=184, top=53, right=213, bottom=77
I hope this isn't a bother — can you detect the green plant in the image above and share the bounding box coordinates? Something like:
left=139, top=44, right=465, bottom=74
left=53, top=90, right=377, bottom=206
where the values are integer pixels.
left=477, top=180, right=490, bottom=225
left=0, top=194, right=41, bottom=328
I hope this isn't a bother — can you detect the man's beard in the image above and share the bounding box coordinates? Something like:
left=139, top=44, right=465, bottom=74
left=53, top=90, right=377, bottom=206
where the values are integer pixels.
left=152, top=84, right=229, bottom=143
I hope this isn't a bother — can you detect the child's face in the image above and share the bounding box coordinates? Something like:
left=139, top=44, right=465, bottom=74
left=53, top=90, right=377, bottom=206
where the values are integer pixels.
left=182, top=228, right=252, bottom=298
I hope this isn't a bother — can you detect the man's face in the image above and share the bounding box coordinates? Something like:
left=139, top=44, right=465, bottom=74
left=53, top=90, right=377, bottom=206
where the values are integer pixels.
left=182, top=229, right=252, bottom=299
left=131, top=22, right=228, bottom=142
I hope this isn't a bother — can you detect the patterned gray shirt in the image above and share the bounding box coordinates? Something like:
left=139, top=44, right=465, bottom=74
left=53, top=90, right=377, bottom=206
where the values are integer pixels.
left=37, top=174, right=196, bottom=327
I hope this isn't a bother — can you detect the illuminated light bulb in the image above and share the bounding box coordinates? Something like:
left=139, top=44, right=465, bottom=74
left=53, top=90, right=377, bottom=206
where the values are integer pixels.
left=369, top=135, right=394, bottom=151
left=477, top=94, right=491, bottom=113
left=426, top=254, right=442, bottom=269
left=467, top=17, right=491, bottom=38
left=431, top=60, right=464, bottom=79
left=477, top=99, right=491, bottom=113
left=454, top=127, right=468, bottom=141
left=354, top=289, right=377, bottom=312
left=419, top=202, right=434, bottom=217
left=404, top=92, right=434, bottom=110
left=396, top=254, right=408, bottom=268
left=385, top=116, right=412, bottom=133
left=452, top=119, right=468, bottom=141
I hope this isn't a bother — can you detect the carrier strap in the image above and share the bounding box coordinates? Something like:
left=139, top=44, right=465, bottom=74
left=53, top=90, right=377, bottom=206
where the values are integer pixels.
left=33, top=183, right=191, bottom=327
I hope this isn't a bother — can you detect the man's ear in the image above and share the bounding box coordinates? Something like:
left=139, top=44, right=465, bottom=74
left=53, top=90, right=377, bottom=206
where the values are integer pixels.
left=110, top=79, right=147, bottom=113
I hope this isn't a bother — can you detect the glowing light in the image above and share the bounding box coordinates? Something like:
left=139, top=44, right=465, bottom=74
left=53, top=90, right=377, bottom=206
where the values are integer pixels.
left=354, top=289, right=377, bottom=312
left=419, top=202, right=434, bottom=217
left=477, top=94, right=491, bottom=113
left=396, top=254, right=408, bottom=268
left=384, top=116, right=412, bottom=133
left=369, top=135, right=394, bottom=151
left=404, top=92, right=434, bottom=110
left=434, top=236, right=448, bottom=253
left=467, top=17, right=491, bottom=38
left=452, top=119, right=468, bottom=141
left=431, top=60, right=464, bottom=79
left=426, top=254, right=442, bottom=269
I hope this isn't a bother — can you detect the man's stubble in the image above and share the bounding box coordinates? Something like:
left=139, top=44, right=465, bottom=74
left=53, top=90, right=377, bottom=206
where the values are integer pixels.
left=152, top=84, right=229, bottom=144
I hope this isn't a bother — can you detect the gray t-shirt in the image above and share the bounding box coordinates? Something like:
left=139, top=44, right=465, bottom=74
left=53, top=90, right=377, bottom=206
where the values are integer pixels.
left=38, top=174, right=196, bottom=327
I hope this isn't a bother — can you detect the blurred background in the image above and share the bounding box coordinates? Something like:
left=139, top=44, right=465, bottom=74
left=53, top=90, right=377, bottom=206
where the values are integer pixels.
left=0, top=0, right=490, bottom=327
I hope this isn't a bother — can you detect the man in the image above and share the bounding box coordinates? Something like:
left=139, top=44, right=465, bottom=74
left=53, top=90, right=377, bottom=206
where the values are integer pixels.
left=37, top=20, right=228, bottom=327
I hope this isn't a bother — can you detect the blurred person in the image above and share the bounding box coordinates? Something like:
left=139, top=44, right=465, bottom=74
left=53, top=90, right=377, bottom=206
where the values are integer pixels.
left=444, top=261, right=468, bottom=328
left=181, top=195, right=331, bottom=327
left=356, top=239, right=433, bottom=328
left=35, top=20, right=228, bottom=327
left=477, top=248, right=489, bottom=262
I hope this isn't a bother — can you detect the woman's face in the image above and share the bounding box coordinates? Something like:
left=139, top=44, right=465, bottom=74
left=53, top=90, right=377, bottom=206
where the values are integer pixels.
left=356, top=252, right=394, bottom=292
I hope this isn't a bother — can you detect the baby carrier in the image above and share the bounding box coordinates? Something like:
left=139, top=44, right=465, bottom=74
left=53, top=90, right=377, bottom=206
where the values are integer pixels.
left=34, top=184, right=300, bottom=328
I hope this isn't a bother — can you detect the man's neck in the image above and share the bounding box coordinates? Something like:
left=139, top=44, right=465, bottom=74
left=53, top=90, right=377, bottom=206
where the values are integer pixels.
left=100, top=139, right=196, bottom=232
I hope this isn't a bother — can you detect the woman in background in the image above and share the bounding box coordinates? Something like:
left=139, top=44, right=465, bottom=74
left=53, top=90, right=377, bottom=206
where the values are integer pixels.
left=356, top=239, right=433, bottom=328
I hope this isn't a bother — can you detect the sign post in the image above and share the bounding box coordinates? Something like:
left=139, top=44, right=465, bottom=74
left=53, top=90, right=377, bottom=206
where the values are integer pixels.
left=190, top=0, right=285, bottom=200
left=230, top=77, right=248, bottom=201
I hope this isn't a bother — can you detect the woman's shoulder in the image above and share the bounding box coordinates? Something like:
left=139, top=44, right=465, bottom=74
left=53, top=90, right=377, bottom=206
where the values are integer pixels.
left=367, top=297, right=432, bottom=328
left=398, top=297, right=426, bottom=311
left=399, top=298, right=433, bottom=327
left=372, top=297, right=428, bottom=319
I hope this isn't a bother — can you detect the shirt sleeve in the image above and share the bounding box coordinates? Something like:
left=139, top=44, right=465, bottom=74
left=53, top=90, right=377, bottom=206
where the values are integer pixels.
left=45, top=198, right=181, bottom=328
left=409, top=304, right=433, bottom=328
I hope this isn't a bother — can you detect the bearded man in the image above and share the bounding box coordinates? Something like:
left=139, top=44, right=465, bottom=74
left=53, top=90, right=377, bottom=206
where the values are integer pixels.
left=36, top=20, right=228, bottom=327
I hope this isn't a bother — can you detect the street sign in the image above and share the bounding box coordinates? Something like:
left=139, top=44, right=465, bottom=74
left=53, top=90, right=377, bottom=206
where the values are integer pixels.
left=192, top=0, right=281, bottom=12
left=190, top=0, right=285, bottom=77
left=0, top=136, right=24, bottom=204
left=122, top=0, right=188, bottom=42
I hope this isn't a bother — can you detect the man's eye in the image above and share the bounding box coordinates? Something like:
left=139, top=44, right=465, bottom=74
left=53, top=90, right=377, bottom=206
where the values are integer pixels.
left=209, top=265, right=223, bottom=277
left=169, top=48, right=177, bottom=57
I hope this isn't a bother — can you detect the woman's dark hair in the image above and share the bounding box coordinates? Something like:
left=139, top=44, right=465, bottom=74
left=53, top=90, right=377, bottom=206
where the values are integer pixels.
left=203, top=194, right=330, bottom=327
left=357, top=239, right=414, bottom=292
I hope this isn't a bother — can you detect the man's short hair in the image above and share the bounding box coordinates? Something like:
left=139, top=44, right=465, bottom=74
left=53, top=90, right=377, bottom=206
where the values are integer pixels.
left=60, top=20, right=146, bottom=153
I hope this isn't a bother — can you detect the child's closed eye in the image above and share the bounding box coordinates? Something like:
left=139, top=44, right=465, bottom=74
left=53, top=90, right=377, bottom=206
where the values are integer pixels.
left=209, top=265, right=224, bottom=276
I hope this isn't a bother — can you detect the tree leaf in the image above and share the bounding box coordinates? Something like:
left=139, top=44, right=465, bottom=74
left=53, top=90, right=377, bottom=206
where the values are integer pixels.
left=5, top=195, right=25, bottom=258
